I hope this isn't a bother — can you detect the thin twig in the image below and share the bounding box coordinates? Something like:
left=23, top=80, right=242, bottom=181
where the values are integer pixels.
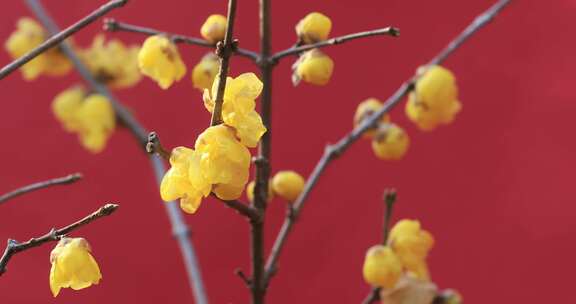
left=25, top=1, right=208, bottom=303
left=146, top=132, right=171, bottom=161
left=0, top=0, right=127, bottom=80
left=0, top=203, right=118, bottom=276
left=0, top=173, right=82, bottom=205
left=210, top=0, right=238, bottom=126
left=271, top=27, right=400, bottom=62
left=103, top=19, right=259, bottom=61
left=264, top=0, right=512, bottom=287
left=221, top=199, right=260, bottom=221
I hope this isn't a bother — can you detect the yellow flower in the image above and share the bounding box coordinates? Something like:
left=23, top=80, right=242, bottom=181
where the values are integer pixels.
left=246, top=180, right=274, bottom=203
left=271, top=170, right=305, bottom=202
left=292, top=49, right=334, bottom=86
left=138, top=35, right=186, bottom=89
left=4, top=17, right=71, bottom=80
left=194, top=125, right=251, bottom=201
left=379, top=274, right=438, bottom=304
left=354, top=98, right=390, bottom=138
left=80, top=34, right=141, bottom=89
left=49, top=237, right=102, bottom=297
left=388, top=219, right=434, bottom=280
left=160, top=126, right=251, bottom=213
left=200, top=14, right=227, bottom=43
left=160, top=146, right=208, bottom=213
left=295, top=12, right=332, bottom=44
left=362, top=245, right=402, bottom=289
left=52, top=87, right=116, bottom=153
left=406, top=65, right=461, bottom=131
left=192, top=52, right=219, bottom=91
left=203, top=73, right=267, bottom=148
left=371, top=123, right=410, bottom=160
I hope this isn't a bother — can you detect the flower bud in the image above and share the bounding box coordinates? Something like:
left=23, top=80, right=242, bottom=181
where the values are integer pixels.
left=362, top=245, right=402, bottom=289
left=201, top=14, right=227, bottom=43
left=138, top=35, right=187, bottom=89
left=354, top=98, right=391, bottom=138
left=272, top=170, right=305, bottom=202
left=292, top=49, right=334, bottom=86
left=295, top=12, right=332, bottom=44
left=192, top=53, right=220, bottom=91
left=371, top=123, right=410, bottom=160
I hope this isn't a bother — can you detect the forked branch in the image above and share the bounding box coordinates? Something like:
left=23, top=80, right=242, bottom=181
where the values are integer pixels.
left=0, top=203, right=119, bottom=276
left=0, top=0, right=127, bottom=80
left=264, top=0, right=512, bottom=286
left=0, top=173, right=82, bottom=205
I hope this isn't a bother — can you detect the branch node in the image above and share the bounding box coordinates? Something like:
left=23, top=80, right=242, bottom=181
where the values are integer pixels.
left=102, top=18, right=119, bottom=31
left=146, top=132, right=171, bottom=161
left=234, top=268, right=252, bottom=287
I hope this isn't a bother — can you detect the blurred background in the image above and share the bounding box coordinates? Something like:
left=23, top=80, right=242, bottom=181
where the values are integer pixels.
left=0, top=0, right=573, bottom=303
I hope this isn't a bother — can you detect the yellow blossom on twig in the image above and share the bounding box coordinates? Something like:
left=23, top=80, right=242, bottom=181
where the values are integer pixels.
left=371, top=123, right=410, bottom=160
left=292, top=49, right=334, bottom=86
left=362, top=245, right=402, bottom=289
left=271, top=171, right=305, bottom=202
left=200, top=14, right=227, bottom=43
left=49, top=238, right=102, bottom=297
left=295, top=12, right=332, bottom=44
left=192, top=52, right=219, bottom=91
left=138, top=35, right=186, bottom=89
left=388, top=219, right=434, bottom=280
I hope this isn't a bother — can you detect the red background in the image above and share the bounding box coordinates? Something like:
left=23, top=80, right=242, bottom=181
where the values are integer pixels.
left=0, top=0, right=573, bottom=303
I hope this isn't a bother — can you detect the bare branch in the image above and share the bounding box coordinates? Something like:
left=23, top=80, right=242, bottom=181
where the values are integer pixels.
left=103, top=19, right=259, bottom=62
left=0, top=173, right=82, bottom=205
left=271, top=27, right=400, bottom=62
left=220, top=199, right=261, bottom=222
left=0, top=0, right=127, bottom=80
left=210, top=0, right=238, bottom=126
left=0, top=203, right=119, bottom=276
left=26, top=1, right=208, bottom=303
left=264, top=0, right=513, bottom=286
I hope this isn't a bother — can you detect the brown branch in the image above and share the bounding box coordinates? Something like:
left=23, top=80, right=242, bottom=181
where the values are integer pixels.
left=0, top=173, right=82, bottom=205
left=264, top=0, right=513, bottom=287
left=221, top=199, right=260, bottom=222
left=0, top=203, right=119, bottom=276
left=270, top=27, right=400, bottom=62
left=210, top=0, right=238, bottom=126
left=0, top=0, right=127, bottom=80
left=103, top=19, right=259, bottom=62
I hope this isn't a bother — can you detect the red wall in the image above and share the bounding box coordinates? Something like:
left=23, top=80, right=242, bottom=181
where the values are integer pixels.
left=0, top=0, right=574, bottom=303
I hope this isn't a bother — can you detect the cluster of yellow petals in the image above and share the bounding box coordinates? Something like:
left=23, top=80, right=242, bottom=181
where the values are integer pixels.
left=192, top=52, right=219, bottom=91
left=292, top=49, right=334, bottom=86
left=4, top=17, right=71, bottom=80
left=355, top=98, right=409, bottom=160
left=203, top=73, right=267, bottom=148
left=80, top=34, right=141, bottom=89
left=295, top=12, right=332, bottom=44
left=406, top=65, right=461, bottom=131
left=160, top=125, right=251, bottom=213
left=52, top=87, right=116, bottom=153
left=49, top=238, right=102, bottom=297
left=271, top=170, right=305, bottom=202
left=388, top=219, right=435, bottom=281
left=362, top=219, right=434, bottom=291
left=380, top=274, right=438, bottom=304
left=138, top=35, right=186, bottom=89
left=200, top=14, right=227, bottom=43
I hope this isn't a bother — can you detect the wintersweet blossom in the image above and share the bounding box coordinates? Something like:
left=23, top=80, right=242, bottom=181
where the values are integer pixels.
left=371, top=123, right=410, bottom=160
left=5, top=17, right=71, bottom=80
left=354, top=98, right=391, bottom=138
left=200, top=14, right=227, bottom=43
left=388, top=219, right=435, bottom=280
left=80, top=34, right=141, bottom=89
left=271, top=171, right=305, bottom=202
left=203, top=73, right=267, bottom=148
left=192, top=52, right=219, bottom=91
left=295, top=12, right=332, bottom=44
left=138, top=35, right=186, bottom=89
left=362, top=245, right=403, bottom=289
left=292, top=49, right=334, bottom=86
left=406, top=65, right=461, bottom=131
left=49, top=238, right=102, bottom=297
